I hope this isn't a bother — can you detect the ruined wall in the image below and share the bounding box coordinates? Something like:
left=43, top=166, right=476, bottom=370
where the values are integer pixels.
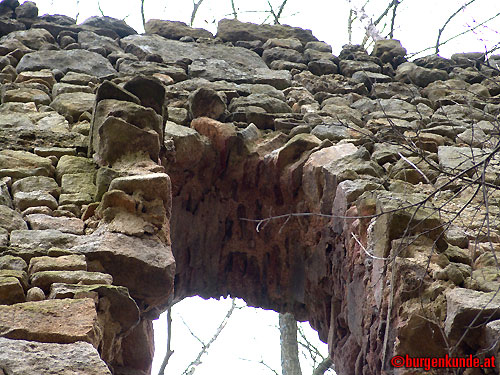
left=0, top=1, right=500, bottom=374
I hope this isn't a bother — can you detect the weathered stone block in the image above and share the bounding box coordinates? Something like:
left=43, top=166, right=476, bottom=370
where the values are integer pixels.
left=50, top=92, right=95, bottom=123
left=0, top=255, right=27, bottom=272
left=11, top=175, right=59, bottom=198
left=17, top=49, right=117, bottom=78
left=0, top=298, right=100, bottom=345
left=0, top=276, right=25, bottom=304
left=56, top=155, right=96, bottom=182
left=61, top=172, right=96, bottom=196
left=25, top=214, right=85, bottom=234
left=445, top=288, right=500, bottom=340
left=0, top=149, right=54, bottom=178
left=30, top=270, right=112, bottom=291
left=0, top=205, right=27, bottom=232
left=70, top=228, right=175, bottom=310
left=13, top=190, right=58, bottom=211
left=10, top=229, right=78, bottom=251
left=28, top=254, right=87, bottom=275
left=0, top=337, right=112, bottom=375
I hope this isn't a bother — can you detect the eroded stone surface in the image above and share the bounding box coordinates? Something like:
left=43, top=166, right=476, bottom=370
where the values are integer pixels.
left=17, top=49, right=117, bottom=78
left=0, top=298, right=100, bottom=345
left=30, top=270, right=113, bottom=291
left=0, top=337, right=112, bottom=375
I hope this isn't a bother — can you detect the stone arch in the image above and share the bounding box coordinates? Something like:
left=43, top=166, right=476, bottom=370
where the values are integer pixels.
left=0, top=9, right=499, bottom=375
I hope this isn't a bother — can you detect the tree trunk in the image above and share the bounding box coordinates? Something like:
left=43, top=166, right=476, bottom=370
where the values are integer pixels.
left=279, top=313, right=302, bottom=375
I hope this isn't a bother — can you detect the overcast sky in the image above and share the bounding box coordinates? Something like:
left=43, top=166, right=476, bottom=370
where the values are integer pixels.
left=27, top=1, right=500, bottom=374
left=34, top=0, right=499, bottom=58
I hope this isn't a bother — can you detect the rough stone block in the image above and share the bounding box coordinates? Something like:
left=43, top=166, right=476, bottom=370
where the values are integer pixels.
left=0, top=255, right=28, bottom=272
left=0, top=269, right=28, bottom=290
left=61, top=172, right=96, bottom=196
left=97, top=116, right=161, bottom=166
left=0, top=276, right=25, bottom=304
left=25, top=214, right=85, bottom=234
left=0, top=298, right=100, bottom=345
left=0, top=337, right=112, bottom=374
left=9, top=229, right=78, bottom=251
left=28, top=254, right=87, bottom=275
left=50, top=92, right=95, bottom=123
left=0, top=149, right=54, bottom=178
left=13, top=190, right=58, bottom=211
left=30, top=270, right=113, bottom=291
left=11, top=175, right=60, bottom=198
left=445, top=288, right=500, bottom=340
left=0, top=205, right=27, bottom=233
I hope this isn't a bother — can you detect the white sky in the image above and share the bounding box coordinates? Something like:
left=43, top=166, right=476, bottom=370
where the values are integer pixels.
left=34, top=0, right=500, bottom=57
left=151, top=296, right=332, bottom=375
left=26, top=1, right=499, bottom=374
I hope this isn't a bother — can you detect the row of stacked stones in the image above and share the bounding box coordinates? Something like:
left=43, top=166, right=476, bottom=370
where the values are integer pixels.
left=0, top=0, right=498, bottom=374
left=0, top=2, right=176, bottom=374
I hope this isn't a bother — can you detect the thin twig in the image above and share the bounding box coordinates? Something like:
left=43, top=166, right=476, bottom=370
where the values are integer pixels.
left=349, top=0, right=384, bottom=42
left=239, top=358, right=280, bottom=375
left=275, top=0, right=289, bottom=23
left=313, top=358, right=334, bottom=375
left=180, top=315, right=206, bottom=346
left=140, top=0, right=146, bottom=30
left=398, top=152, right=432, bottom=184
left=348, top=9, right=354, bottom=44
left=435, top=0, right=478, bottom=53
left=190, top=0, right=205, bottom=27
left=410, top=10, right=500, bottom=57
left=230, top=0, right=238, bottom=19
left=352, top=233, right=390, bottom=260
left=182, top=299, right=237, bottom=375
left=97, top=0, right=105, bottom=17
left=389, top=0, right=400, bottom=38
left=75, top=0, right=80, bottom=23
left=158, top=307, right=174, bottom=375
left=267, top=0, right=278, bottom=24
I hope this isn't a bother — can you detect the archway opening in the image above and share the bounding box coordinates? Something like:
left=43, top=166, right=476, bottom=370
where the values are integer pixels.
left=152, top=296, right=335, bottom=375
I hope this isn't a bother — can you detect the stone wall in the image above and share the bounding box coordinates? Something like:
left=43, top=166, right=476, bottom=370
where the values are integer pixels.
left=0, top=1, right=499, bottom=374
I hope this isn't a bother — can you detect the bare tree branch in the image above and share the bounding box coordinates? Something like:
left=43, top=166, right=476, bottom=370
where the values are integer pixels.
left=409, top=10, right=500, bottom=57
left=75, top=0, right=80, bottom=23
left=348, top=9, right=355, bottom=44
left=158, top=307, right=174, bottom=375
left=190, top=0, right=205, bottom=27
left=389, top=0, right=400, bottom=38
left=239, top=357, right=280, bottom=375
left=297, top=326, right=324, bottom=364
left=140, top=0, right=146, bottom=30
left=312, top=358, right=334, bottom=375
left=435, top=0, right=478, bottom=53
left=373, top=0, right=398, bottom=26
left=182, top=299, right=237, bottom=375
left=97, top=0, right=105, bottom=17
left=275, top=0, right=289, bottom=23
left=267, top=0, right=288, bottom=24
left=180, top=315, right=206, bottom=346
left=230, top=0, right=238, bottom=19
left=267, top=1, right=278, bottom=24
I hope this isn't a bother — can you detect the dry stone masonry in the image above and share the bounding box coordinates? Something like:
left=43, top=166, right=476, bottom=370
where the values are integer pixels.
left=0, top=0, right=499, bottom=374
